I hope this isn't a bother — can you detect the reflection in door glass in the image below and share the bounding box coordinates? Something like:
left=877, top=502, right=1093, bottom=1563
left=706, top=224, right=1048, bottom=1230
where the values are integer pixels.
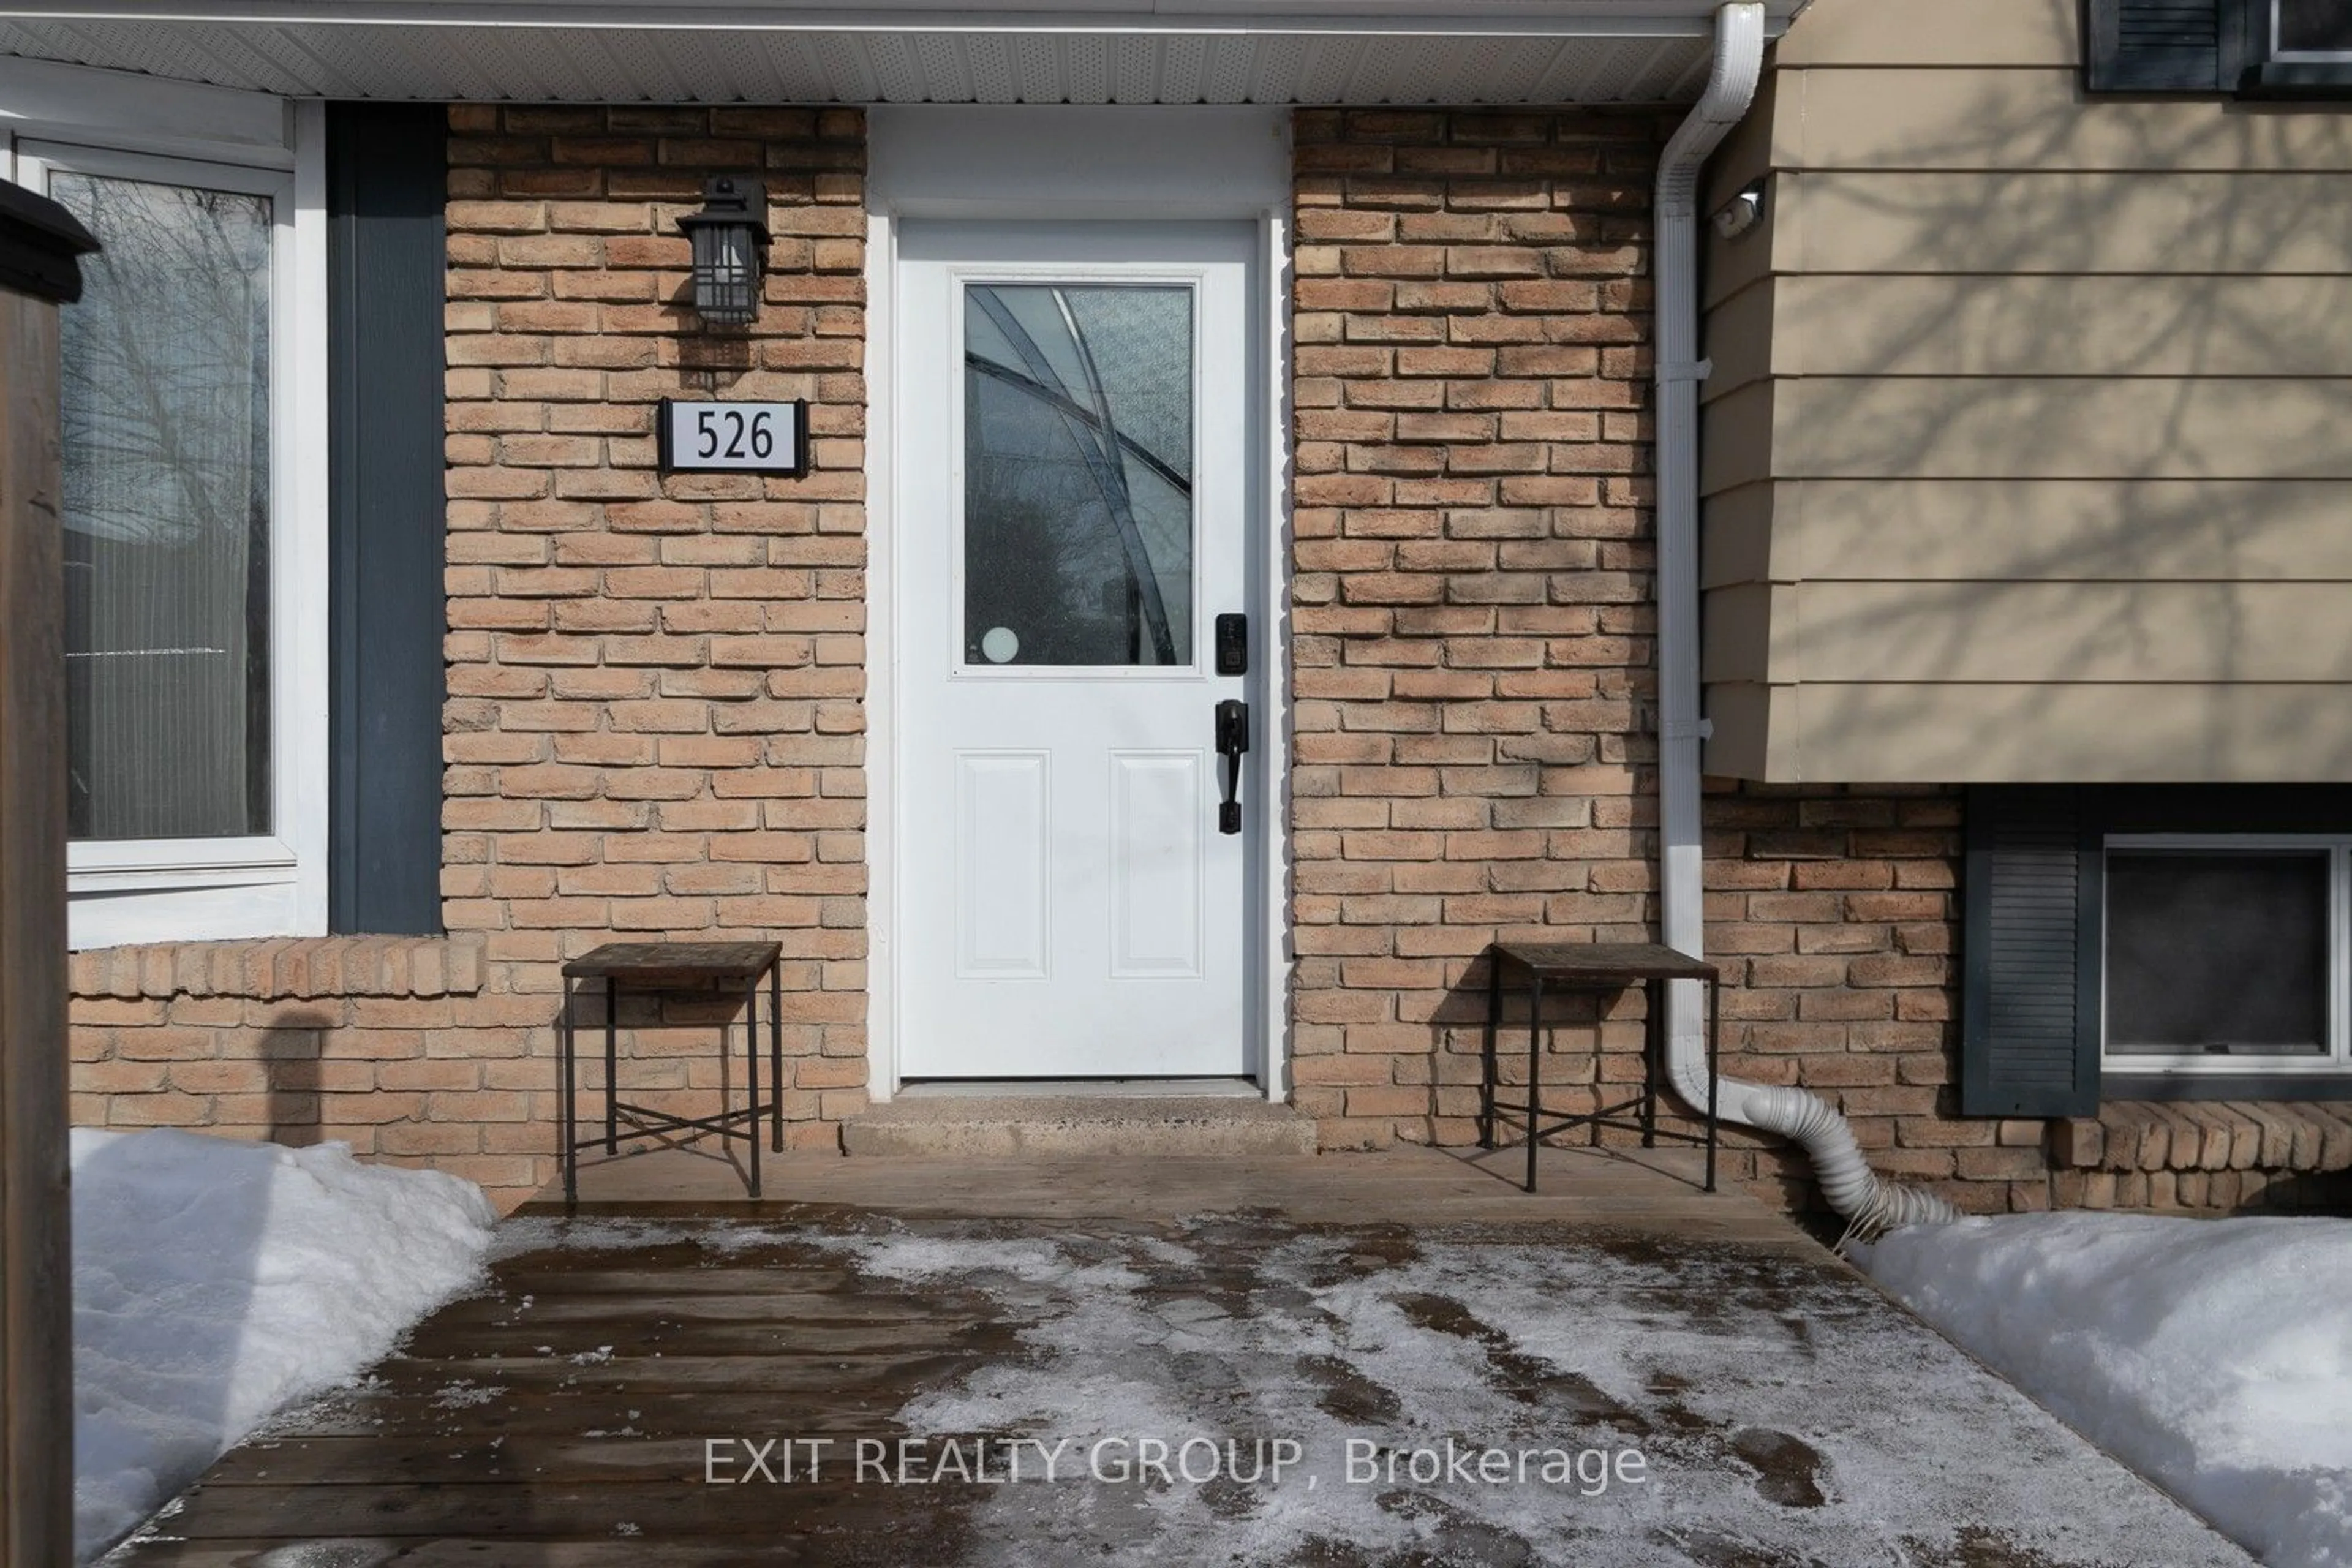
left=964, top=284, right=1193, bottom=666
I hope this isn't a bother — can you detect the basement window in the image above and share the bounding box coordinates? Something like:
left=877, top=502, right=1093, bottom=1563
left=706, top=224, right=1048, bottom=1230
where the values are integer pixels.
left=2103, top=837, right=2352, bottom=1074
left=2274, top=0, right=2352, bottom=56
left=2242, top=0, right=2352, bottom=94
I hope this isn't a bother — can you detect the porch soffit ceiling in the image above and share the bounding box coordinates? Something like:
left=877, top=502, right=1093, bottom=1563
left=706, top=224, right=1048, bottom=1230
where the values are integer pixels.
left=0, top=1, right=1796, bottom=104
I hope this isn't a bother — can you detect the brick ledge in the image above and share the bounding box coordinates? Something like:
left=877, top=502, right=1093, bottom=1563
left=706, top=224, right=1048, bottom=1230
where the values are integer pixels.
left=70, top=935, right=487, bottom=1002
left=2057, top=1101, right=2352, bottom=1174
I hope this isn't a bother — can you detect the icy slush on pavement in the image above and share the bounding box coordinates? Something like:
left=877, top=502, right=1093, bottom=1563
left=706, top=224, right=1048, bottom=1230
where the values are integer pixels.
left=663, top=1212, right=2253, bottom=1566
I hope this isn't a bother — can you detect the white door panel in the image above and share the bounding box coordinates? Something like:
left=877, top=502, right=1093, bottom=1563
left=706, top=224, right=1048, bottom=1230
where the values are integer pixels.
left=898, top=221, right=1256, bottom=1079
left=955, top=752, right=1050, bottom=979
left=1109, top=751, right=1206, bottom=979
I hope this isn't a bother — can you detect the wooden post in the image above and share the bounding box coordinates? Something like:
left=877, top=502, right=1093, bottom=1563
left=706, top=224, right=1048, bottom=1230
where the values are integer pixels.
left=0, top=179, right=96, bottom=1568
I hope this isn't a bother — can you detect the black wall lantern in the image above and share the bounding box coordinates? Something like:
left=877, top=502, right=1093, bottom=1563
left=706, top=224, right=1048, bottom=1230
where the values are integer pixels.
left=676, top=175, right=768, bottom=327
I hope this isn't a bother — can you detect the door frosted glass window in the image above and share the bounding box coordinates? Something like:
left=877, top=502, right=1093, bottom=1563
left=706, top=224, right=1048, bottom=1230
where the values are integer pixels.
left=54, top=170, right=273, bottom=840
left=2106, top=851, right=2330, bottom=1056
left=963, top=282, right=1193, bottom=667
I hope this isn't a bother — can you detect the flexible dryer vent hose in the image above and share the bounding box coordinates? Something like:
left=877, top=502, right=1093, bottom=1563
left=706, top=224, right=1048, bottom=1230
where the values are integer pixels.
left=1653, top=6, right=1958, bottom=1242
left=1741, top=1085, right=1963, bottom=1238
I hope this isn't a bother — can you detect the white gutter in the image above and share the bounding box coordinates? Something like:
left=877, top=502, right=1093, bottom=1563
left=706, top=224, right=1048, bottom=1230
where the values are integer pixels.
left=0, top=0, right=1774, bottom=30
left=1654, top=2, right=1955, bottom=1237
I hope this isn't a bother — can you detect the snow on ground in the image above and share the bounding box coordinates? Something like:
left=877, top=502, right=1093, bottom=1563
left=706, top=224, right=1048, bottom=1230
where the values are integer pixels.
left=1863, top=1212, right=2352, bottom=1568
left=72, top=1129, right=496, bottom=1564
left=772, top=1216, right=2252, bottom=1566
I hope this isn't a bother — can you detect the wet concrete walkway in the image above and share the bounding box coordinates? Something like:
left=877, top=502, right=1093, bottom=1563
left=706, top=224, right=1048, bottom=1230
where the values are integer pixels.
left=107, top=1150, right=2252, bottom=1566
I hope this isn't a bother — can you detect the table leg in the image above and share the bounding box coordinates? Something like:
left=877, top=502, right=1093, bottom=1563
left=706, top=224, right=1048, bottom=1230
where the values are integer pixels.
left=1480, top=952, right=1500, bottom=1151
left=770, top=959, right=783, bottom=1154
left=745, top=977, right=762, bottom=1200
left=603, top=976, right=618, bottom=1155
left=560, top=981, right=576, bottom=1206
left=1642, top=979, right=1658, bottom=1149
left=1705, top=974, right=1721, bottom=1194
left=1525, top=973, right=1544, bottom=1194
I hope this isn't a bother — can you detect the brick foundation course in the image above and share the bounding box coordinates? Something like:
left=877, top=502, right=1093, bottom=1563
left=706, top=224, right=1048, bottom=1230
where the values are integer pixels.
left=2054, top=1102, right=2352, bottom=1212
left=69, top=937, right=503, bottom=1162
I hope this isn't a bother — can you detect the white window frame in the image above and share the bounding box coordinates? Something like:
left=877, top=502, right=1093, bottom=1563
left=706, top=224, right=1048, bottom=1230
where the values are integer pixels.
left=9, top=84, right=328, bottom=950
left=2101, top=832, right=2352, bottom=1077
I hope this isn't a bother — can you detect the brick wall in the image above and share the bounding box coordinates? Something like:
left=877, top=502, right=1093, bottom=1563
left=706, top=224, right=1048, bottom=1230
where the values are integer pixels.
left=1702, top=786, right=1972, bottom=1212
left=443, top=104, right=872, bottom=1183
left=1280, top=108, right=2328, bottom=1221
left=62, top=102, right=2339, bottom=1223
left=66, top=107, right=872, bottom=1210
left=1698, top=788, right=2352, bottom=1216
left=68, top=937, right=499, bottom=1155
left=2052, top=1104, right=2352, bottom=1212
left=1286, top=105, right=1676, bottom=1146
left=440, top=104, right=870, bottom=1164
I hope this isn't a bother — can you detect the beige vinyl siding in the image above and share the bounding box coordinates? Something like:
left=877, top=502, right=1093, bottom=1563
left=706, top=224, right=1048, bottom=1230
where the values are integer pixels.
left=1705, top=479, right=2352, bottom=586
left=1766, top=172, right=2352, bottom=279
left=1708, top=684, right=2352, bottom=784
left=1697, top=0, right=2352, bottom=783
left=1779, top=69, right=2352, bottom=172
left=1768, top=0, right=2077, bottom=69
left=1719, top=377, right=2352, bottom=481
left=1766, top=275, right=2352, bottom=378
left=1697, top=379, right=1777, bottom=494
left=1709, top=583, right=2352, bottom=685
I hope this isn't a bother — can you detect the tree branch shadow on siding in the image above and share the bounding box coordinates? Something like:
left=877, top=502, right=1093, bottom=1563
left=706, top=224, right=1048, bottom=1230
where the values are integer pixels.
left=1712, top=0, right=2352, bottom=778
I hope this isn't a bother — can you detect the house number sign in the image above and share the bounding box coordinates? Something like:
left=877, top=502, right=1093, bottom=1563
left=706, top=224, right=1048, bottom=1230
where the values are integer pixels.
left=655, top=397, right=809, bottom=477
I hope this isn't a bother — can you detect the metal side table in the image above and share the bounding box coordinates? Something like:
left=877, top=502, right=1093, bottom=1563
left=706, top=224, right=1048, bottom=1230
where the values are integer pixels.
left=558, top=941, right=783, bottom=1203
left=1479, top=941, right=1722, bottom=1194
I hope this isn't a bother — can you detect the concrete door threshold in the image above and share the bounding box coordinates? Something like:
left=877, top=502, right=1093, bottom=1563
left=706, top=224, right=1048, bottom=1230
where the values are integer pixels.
left=894, top=1078, right=1264, bottom=1099
left=845, top=1088, right=1316, bottom=1158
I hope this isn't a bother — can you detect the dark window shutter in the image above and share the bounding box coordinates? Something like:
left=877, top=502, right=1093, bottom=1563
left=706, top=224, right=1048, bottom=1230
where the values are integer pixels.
left=328, top=104, right=447, bottom=935
left=2086, top=0, right=2227, bottom=91
left=1962, top=786, right=2101, bottom=1117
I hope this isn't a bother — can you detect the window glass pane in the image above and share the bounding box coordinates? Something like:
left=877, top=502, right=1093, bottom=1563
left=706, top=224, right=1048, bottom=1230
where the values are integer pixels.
left=54, top=170, right=273, bottom=840
left=2106, top=851, right=2329, bottom=1056
left=2278, top=0, right=2352, bottom=53
left=963, top=282, right=1193, bottom=668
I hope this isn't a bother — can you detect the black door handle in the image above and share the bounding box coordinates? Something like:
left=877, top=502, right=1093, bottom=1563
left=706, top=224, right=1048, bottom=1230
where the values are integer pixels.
left=1215, top=699, right=1249, bottom=835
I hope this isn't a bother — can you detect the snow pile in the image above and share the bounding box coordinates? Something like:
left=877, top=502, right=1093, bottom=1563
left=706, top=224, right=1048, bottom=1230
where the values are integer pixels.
left=72, top=1129, right=496, bottom=1562
left=1864, top=1212, right=2352, bottom=1568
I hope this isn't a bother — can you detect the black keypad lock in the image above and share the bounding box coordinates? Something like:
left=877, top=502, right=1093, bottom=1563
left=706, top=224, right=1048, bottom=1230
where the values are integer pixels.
left=1215, top=613, right=1248, bottom=677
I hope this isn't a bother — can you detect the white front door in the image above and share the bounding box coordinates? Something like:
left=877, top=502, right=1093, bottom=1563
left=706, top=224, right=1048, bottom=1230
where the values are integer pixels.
left=896, top=221, right=1258, bottom=1080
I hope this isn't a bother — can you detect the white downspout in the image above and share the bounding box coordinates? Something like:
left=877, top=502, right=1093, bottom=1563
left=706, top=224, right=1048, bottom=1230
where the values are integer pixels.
left=1655, top=4, right=1956, bottom=1237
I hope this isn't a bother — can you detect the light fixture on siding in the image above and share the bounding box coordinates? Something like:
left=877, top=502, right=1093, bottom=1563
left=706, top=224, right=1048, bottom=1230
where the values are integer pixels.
left=677, top=176, right=769, bottom=326
left=1710, top=179, right=1766, bottom=241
